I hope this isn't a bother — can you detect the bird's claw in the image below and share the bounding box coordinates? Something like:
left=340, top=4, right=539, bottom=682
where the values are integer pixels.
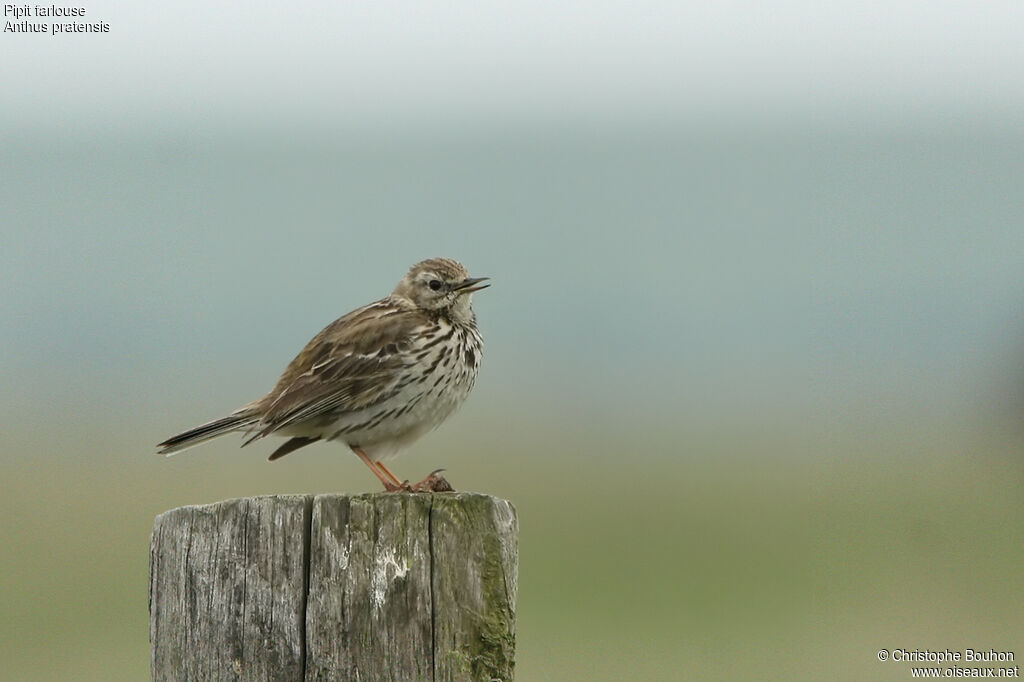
left=412, top=469, right=454, bottom=493
left=382, top=480, right=414, bottom=493
left=381, top=469, right=453, bottom=493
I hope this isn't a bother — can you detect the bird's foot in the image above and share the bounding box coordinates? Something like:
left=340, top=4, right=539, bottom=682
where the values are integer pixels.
left=411, top=469, right=455, bottom=493
left=382, top=480, right=414, bottom=493
left=379, top=469, right=454, bottom=493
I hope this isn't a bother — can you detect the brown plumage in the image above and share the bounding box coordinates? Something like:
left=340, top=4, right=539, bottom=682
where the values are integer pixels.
left=157, top=258, right=488, bottom=491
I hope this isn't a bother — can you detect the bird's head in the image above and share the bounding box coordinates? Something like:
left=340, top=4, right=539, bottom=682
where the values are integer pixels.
left=393, top=258, right=489, bottom=321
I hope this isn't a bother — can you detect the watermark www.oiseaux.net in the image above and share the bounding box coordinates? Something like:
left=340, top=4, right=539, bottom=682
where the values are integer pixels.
left=878, top=648, right=1019, bottom=678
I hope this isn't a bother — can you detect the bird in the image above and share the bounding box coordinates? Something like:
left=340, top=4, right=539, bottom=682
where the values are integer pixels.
left=157, top=257, right=488, bottom=492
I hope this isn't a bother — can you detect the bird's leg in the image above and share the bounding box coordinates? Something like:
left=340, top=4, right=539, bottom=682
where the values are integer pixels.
left=350, top=446, right=410, bottom=492
left=375, top=461, right=405, bottom=488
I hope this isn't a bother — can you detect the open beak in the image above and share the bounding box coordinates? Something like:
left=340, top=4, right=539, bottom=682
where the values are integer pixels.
left=453, top=276, right=490, bottom=294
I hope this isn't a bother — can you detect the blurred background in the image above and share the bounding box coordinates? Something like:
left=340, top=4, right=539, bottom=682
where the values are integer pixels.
left=2, top=2, right=1023, bottom=680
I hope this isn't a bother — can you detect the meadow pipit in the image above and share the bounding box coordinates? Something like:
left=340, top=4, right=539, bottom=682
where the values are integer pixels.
left=157, top=258, right=488, bottom=492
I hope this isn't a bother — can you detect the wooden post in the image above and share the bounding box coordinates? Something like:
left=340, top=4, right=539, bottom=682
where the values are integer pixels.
left=150, top=493, right=518, bottom=682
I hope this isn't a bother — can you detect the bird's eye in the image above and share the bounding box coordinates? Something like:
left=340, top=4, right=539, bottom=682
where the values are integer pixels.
left=428, top=279, right=443, bottom=291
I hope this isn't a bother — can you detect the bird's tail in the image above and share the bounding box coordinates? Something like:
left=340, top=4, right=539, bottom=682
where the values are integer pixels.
left=157, top=411, right=259, bottom=456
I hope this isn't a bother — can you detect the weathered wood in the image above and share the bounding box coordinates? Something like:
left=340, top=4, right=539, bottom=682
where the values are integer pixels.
left=150, top=493, right=518, bottom=682
left=149, top=495, right=312, bottom=682
left=304, top=494, right=435, bottom=681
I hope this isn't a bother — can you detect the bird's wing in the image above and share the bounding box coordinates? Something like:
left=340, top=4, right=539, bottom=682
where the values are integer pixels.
left=245, top=299, right=426, bottom=442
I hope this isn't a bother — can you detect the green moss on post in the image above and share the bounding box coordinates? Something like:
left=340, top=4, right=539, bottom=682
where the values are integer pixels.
left=431, top=494, right=519, bottom=681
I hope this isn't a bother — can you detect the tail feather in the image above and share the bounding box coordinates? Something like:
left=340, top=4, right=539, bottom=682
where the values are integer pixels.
left=157, top=412, right=259, bottom=455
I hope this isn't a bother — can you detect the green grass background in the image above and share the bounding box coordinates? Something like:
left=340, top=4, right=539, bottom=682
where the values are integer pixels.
left=2, top=412, right=1021, bottom=681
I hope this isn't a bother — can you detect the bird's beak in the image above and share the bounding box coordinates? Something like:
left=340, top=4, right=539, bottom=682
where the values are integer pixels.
left=453, top=276, right=490, bottom=293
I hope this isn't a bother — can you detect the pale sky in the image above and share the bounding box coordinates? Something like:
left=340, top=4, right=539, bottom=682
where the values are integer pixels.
left=3, top=1, right=1023, bottom=132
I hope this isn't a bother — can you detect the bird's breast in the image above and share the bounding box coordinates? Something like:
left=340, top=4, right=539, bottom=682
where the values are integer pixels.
left=320, top=319, right=482, bottom=458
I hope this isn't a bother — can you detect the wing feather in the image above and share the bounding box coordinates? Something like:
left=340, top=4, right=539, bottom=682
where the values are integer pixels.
left=246, top=299, right=428, bottom=440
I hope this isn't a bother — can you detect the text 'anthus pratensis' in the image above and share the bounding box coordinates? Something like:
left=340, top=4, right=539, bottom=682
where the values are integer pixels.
left=157, top=258, right=488, bottom=492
